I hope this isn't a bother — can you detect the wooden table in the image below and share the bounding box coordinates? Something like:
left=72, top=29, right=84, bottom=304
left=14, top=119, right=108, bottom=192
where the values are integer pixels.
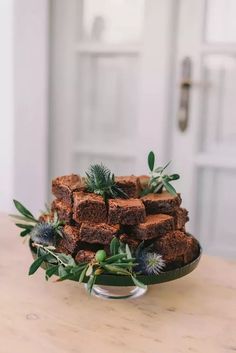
left=1, top=214, right=236, bottom=353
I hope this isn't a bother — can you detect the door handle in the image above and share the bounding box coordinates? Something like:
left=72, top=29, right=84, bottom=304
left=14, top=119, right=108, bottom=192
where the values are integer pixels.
left=178, top=57, right=192, bottom=132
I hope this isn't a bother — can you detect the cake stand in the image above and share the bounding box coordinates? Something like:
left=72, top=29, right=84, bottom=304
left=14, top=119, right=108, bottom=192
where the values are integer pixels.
left=30, top=239, right=202, bottom=300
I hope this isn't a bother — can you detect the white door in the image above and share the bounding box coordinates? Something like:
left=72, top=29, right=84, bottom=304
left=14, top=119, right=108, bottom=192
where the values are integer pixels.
left=172, top=0, right=236, bottom=257
left=49, top=0, right=174, bottom=178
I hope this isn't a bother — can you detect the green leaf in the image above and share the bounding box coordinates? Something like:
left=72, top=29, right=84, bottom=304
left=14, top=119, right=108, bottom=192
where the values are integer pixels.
left=15, top=223, right=34, bottom=231
left=20, top=229, right=31, bottom=237
left=110, top=237, right=120, bottom=255
left=45, top=266, right=58, bottom=280
left=162, top=179, right=177, bottom=196
left=10, top=214, right=35, bottom=222
left=169, top=174, right=180, bottom=181
left=57, top=253, right=72, bottom=265
left=148, top=151, right=155, bottom=172
left=110, top=262, right=138, bottom=267
left=131, top=275, right=147, bottom=289
left=79, top=265, right=89, bottom=283
left=103, top=264, right=130, bottom=276
left=125, top=244, right=132, bottom=259
left=58, top=265, right=68, bottom=278
left=86, top=264, right=93, bottom=277
left=28, top=255, right=47, bottom=275
left=161, top=160, right=172, bottom=173
left=105, top=253, right=127, bottom=263
left=86, top=275, right=96, bottom=294
left=13, top=200, right=35, bottom=219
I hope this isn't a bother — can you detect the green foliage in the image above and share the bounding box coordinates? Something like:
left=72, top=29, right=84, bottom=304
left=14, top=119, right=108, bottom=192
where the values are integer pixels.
left=29, top=237, right=147, bottom=294
left=143, top=151, right=180, bottom=196
left=85, top=164, right=128, bottom=201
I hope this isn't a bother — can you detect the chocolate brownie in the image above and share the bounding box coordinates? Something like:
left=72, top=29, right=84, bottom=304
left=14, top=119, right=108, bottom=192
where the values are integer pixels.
left=154, top=231, right=199, bottom=266
left=79, top=223, right=118, bottom=245
left=115, top=176, right=140, bottom=198
left=73, top=192, right=107, bottom=224
left=141, top=191, right=182, bottom=214
left=108, top=198, right=146, bottom=225
left=60, top=225, right=81, bottom=254
left=51, top=199, right=72, bottom=224
left=130, top=214, right=174, bottom=240
left=119, top=233, right=141, bottom=250
left=55, top=238, right=71, bottom=255
left=168, top=208, right=189, bottom=230
left=75, top=250, right=95, bottom=264
left=52, top=174, right=85, bottom=205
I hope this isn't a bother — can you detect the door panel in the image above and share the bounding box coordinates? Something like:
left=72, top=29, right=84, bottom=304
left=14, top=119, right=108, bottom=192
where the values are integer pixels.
left=173, top=0, right=236, bottom=257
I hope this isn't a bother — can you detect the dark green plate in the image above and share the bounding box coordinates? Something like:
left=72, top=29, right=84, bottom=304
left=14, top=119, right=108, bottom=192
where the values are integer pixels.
left=30, top=239, right=202, bottom=287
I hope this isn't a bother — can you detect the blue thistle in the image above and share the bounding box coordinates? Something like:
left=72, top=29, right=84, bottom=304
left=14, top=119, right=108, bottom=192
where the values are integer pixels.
left=30, top=223, right=58, bottom=246
left=137, top=251, right=165, bottom=275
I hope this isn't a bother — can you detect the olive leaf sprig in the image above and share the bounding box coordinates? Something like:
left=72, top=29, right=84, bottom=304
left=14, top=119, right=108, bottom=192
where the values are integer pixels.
left=29, top=237, right=146, bottom=293
left=11, top=200, right=64, bottom=242
left=142, top=151, right=180, bottom=196
left=85, top=164, right=128, bottom=201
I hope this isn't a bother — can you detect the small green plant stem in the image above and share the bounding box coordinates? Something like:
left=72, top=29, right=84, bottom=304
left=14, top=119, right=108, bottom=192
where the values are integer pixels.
left=33, top=243, right=68, bottom=267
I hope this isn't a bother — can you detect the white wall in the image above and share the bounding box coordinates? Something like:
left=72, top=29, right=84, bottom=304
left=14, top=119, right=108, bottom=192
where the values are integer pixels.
left=13, top=0, right=49, bottom=215
left=0, top=0, right=49, bottom=214
left=0, top=0, right=14, bottom=212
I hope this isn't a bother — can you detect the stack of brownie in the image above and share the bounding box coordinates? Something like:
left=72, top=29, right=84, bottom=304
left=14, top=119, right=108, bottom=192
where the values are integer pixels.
left=46, top=174, right=199, bottom=268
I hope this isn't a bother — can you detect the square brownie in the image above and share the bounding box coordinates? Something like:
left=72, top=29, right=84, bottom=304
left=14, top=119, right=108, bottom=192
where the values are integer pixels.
left=119, top=233, right=141, bottom=250
left=52, top=174, right=85, bottom=205
left=108, top=198, right=146, bottom=225
left=172, top=208, right=189, bottom=230
left=141, top=191, right=182, bottom=214
left=154, top=231, right=199, bottom=266
left=73, top=192, right=107, bottom=224
left=115, top=176, right=140, bottom=198
left=60, top=225, right=81, bottom=254
left=130, top=214, right=174, bottom=240
left=51, top=199, right=72, bottom=224
left=75, top=249, right=95, bottom=264
left=79, top=223, right=118, bottom=245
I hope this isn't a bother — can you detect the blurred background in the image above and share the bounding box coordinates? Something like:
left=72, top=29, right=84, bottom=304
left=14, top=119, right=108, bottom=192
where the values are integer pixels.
left=0, top=0, right=235, bottom=258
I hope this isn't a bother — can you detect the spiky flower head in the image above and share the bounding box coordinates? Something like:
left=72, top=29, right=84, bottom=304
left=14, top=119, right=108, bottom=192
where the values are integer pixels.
left=138, top=252, right=165, bottom=275
left=85, top=163, right=128, bottom=201
left=30, top=223, right=58, bottom=246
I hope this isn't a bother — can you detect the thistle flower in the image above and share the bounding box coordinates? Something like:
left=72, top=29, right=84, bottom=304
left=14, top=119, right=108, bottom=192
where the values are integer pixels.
left=137, top=252, right=165, bottom=275
left=30, top=223, right=58, bottom=246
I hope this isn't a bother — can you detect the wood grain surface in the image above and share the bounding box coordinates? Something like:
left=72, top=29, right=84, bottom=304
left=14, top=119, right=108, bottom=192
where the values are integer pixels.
left=1, top=214, right=236, bottom=353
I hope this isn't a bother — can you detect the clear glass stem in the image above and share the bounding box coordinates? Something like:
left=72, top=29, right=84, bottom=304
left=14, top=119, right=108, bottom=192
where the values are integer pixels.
left=85, top=284, right=148, bottom=299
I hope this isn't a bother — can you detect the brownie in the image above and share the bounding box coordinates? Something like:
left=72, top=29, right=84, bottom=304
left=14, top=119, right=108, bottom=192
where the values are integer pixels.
left=55, top=238, right=71, bottom=255
left=115, top=176, right=140, bottom=198
left=119, top=233, right=141, bottom=250
left=130, top=214, right=174, bottom=240
left=52, top=174, right=85, bottom=205
left=51, top=199, right=72, bottom=224
left=73, top=192, right=107, bottom=224
left=75, top=250, right=95, bottom=264
left=108, top=198, right=146, bottom=225
left=169, top=208, right=189, bottom=230
left=154, top=231, right=199, bottom=266
left=137, top=175, right=150, bottom=192
left=141, top=191, right=182, bottom=214
left=60, top=225, right=81, bottom=254
left=79, top=222, right=118, bottom=245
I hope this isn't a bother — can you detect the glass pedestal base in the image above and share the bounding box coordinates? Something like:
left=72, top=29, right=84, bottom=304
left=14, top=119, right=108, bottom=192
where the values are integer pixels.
left=85, top=284, right=148, bottom=299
